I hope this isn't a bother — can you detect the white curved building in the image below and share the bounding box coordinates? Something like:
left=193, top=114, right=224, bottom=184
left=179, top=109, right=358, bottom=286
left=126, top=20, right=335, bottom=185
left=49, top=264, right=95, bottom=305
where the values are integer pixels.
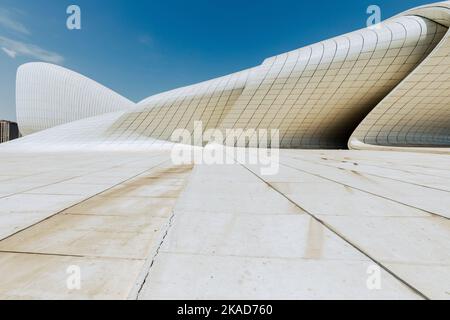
left=13, top=2, right=450, bottom=150
left=1, top=2, right=450, bottom=301
left=16, top=63, right=134, bottom=136
left=350, top=2, right=450, bottom=149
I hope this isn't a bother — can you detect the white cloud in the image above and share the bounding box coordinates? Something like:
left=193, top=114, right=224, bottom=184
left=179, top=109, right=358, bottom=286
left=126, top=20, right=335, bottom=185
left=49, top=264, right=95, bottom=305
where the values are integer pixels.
left=0, top=8, right=30, bottom=35
left=1, top=46, right=16, bottom=58
left=0, top=7, right=63, bottom=64
left=0, top=36, right=63, bottom=63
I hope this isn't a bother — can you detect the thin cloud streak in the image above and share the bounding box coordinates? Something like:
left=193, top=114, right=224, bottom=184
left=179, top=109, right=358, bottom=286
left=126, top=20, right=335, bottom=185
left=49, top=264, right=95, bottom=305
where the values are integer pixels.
left=2, top=46, right=17, bottom=58
left=0, top=36, right=64, bottom=63
left=0, top=7, right=30, bottom=35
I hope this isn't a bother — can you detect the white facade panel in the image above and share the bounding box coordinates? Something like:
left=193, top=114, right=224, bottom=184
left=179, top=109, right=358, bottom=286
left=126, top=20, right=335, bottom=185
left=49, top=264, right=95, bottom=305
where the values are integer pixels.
left=8, top=1, right=450, bottom=151
left=16, top=63, right=134, bottom=136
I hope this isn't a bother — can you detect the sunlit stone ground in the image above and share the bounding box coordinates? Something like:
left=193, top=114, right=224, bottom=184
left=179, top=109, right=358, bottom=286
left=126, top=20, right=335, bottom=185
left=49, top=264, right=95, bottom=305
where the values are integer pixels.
left=0, top=149, right=448, bottom=300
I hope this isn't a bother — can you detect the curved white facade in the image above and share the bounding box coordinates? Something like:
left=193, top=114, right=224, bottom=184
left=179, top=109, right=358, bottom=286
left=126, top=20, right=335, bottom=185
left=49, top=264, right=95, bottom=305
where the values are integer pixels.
left=16, top=62, right=134, bottom=136
left=350, top=1, right=450, bottom=149
left=12, top=1, right=450, bottom=150
left=2, top=2, right=450, bottom=301
left=219, top=15, right=447, bottom=148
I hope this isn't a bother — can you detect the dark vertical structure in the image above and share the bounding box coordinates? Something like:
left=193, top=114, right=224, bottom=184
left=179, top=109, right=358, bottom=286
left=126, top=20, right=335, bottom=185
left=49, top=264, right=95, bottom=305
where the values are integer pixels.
left=0, top=121, right=20, bottom=143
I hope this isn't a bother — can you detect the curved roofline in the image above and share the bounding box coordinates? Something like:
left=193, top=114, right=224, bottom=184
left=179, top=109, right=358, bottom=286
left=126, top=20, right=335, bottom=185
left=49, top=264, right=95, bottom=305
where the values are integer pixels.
left=391, top=1, right=450, bottom=27
left=18, top=62, right=136, bottom=105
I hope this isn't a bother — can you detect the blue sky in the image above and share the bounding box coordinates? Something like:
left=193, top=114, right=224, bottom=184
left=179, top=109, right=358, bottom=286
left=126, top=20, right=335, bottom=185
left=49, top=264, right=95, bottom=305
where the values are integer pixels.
left=0, top=0, right=434, bottom=121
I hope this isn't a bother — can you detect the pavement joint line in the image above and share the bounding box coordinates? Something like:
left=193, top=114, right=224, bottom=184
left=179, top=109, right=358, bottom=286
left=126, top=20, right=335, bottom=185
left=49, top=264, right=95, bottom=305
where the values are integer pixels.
left=155, top=250, right=370, bottom=262
left=0, top=175, right=92, bottom=200
left=308, top=155, right=450, bottom=179
left=0, top=249, right=146, bottom=261
left=293, top=156, right=450, bottom=193
left=62, top=212, right=170, bottom=218
left=279, top=160, right=450, bottom=221
left=134, top=211, right=177, bottom=300
left=130, top=165, right=195, bottom=300
left=174, top=211, right=303, bottom=217
left=0, top=153, right=169, bottom=200
left=0, top=155, right=171, bottom=243
left=238, top=161, right=430, bottom=300
left=22, top=193, right=180, bottom=199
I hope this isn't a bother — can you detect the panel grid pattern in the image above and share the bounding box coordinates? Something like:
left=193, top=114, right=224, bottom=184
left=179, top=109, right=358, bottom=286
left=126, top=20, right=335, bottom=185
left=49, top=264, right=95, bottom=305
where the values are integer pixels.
left=16, top=63, right=134, bottom=136
left=104, top=69, right=252, bottom=145
left=351, top=14, right=450, bottom=147
left=100, top=16, right=446, bottom=149
left=11, top=2, right=450, bottom=151
left=219, top=16, right=446, bottom=148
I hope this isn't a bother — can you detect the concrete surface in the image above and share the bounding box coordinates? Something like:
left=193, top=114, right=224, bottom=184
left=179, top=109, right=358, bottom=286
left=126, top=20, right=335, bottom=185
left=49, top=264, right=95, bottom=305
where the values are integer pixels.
left=0, top=149, right=448, bottom=299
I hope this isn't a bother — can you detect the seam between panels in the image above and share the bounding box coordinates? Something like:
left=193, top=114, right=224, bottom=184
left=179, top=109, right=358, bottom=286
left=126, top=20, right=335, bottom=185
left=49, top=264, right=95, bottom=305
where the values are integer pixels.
left=308, top=38, right=346, bottom=147
left=287, top=41, right=332, bottom=148
left=317, top=34, right=357, bottom=146
left=224, top=65, right=269, bottom=131
left=288, top=42, right=328, bottom=148
left=293, top=154, right=450, bottom=194
left=167, top=79, right=218, bottom=139
left=129, top=165, right=195, bottom=300
left=236, top=161, right=430, bottom=300
left=375, top=19, right=414, bottom=146
left=353, top=24, right=394, bottom=144
left=279, top=157, right=450, bottom=221
left=222, top=57, right=279, bottom=142
left=137, top=85, right=190, bottom=141
left=172, top=81, right=215, bottom=141
left=332, top=27, right=380, bottom=148
left=402, top=23, right=449, bottom=146
left=131, top=209, right=177, bottom=300
left=202, top=75, right=233, bottom=132
left=355, top=22, right=398, bottom=144
left=248, top=50, right=302, bottom=145
left=200, top=73, right=241, bottom=132
left=276, top=46, right=314, bottom=146
left=187, top=76, right=228, bottom=145
left=236, top=53, right=291, bottom=146
left=216, top=70, right=252, bottom=128
left=370, top=19, right=447, bottom=147
left=385, top=18, right=434, bottom=146
left=0, top=156, right=172, bottom=243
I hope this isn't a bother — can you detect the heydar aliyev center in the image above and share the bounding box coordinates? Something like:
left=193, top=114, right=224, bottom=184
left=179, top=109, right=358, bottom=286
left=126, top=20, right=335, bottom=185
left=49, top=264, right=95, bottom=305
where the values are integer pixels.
left=0, top=2, right=449, bottom=300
